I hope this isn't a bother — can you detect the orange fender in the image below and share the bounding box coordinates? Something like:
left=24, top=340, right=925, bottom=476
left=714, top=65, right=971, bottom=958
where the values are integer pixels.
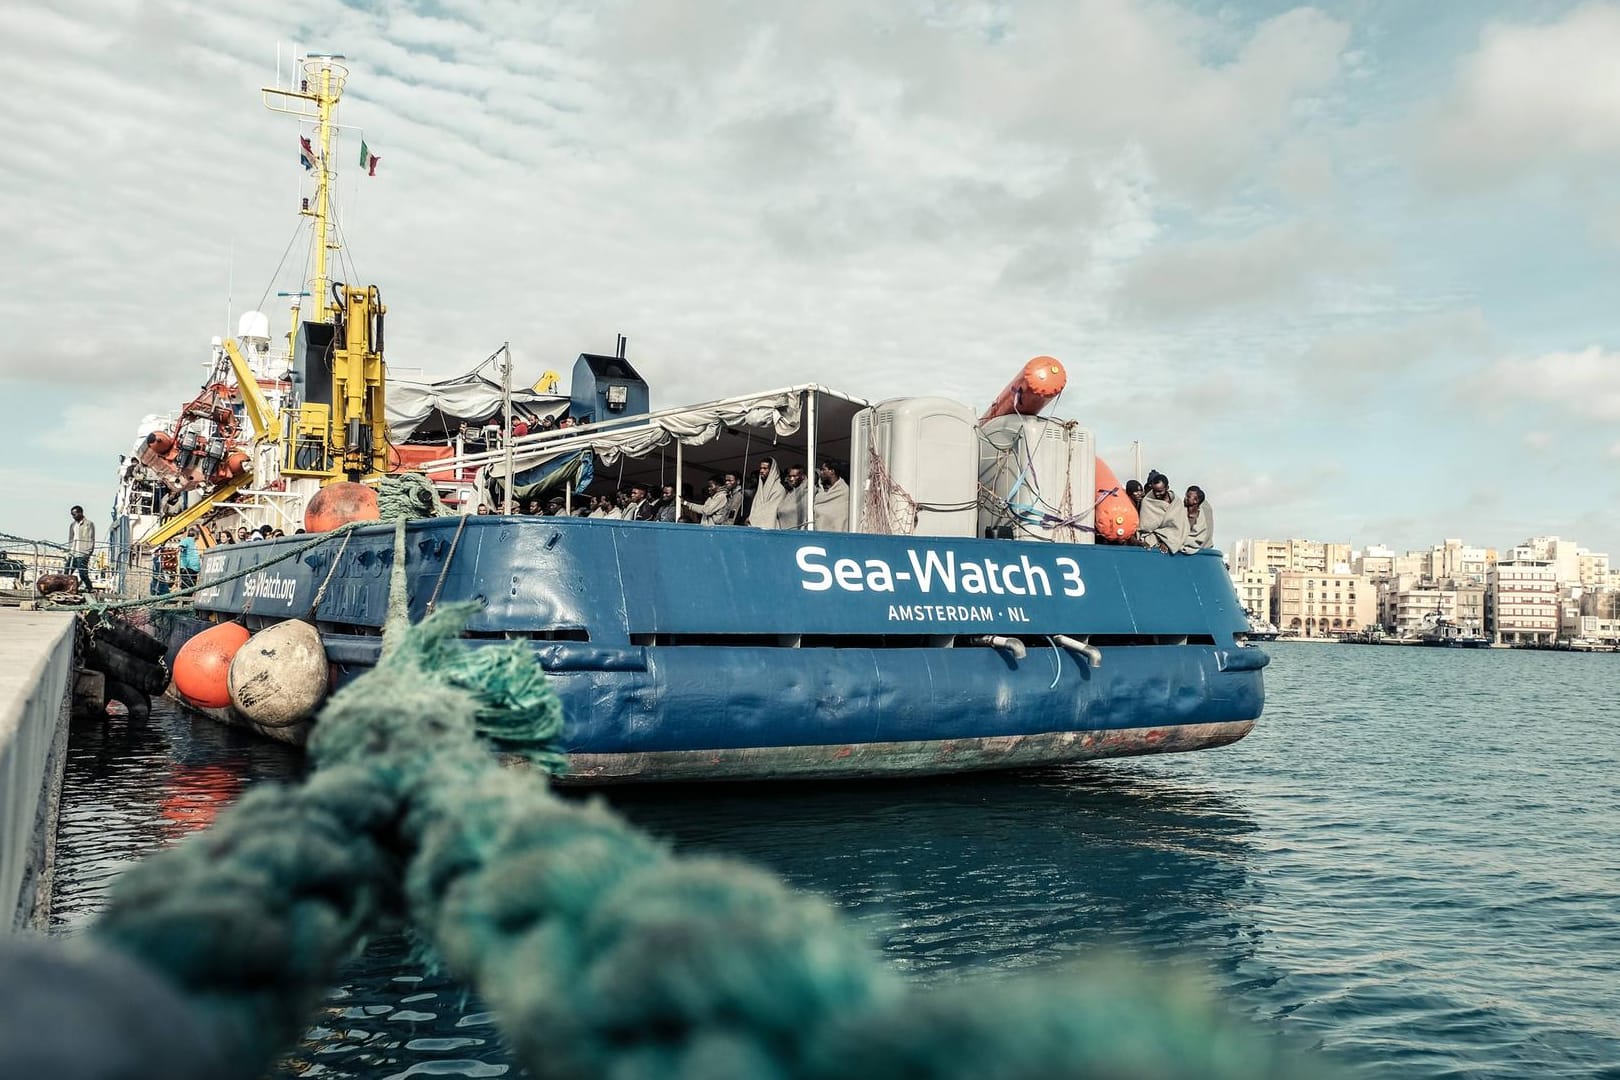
left=1093, top=458, right=1138, bottom=542
left=981, top=356, right=1067, bottom=422
left=173, top=622, right=251, bottom=710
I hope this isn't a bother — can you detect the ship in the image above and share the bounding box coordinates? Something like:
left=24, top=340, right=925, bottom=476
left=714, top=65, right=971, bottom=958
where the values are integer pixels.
left=143, top=55, right=1268, bottom=784
left=1416, top=613, right=1491, bottom=649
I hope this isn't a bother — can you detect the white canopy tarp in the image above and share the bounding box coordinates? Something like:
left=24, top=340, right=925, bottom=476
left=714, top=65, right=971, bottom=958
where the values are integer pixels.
left=579, top=390, right=803, bottom=465
left=388, top=369, right=567, bottom=442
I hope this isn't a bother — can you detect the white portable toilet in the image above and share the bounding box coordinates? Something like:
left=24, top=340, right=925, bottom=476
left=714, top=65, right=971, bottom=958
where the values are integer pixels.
left=850, top=397, right=978, bottom=537
left=977, top=415, right=1096, bottom=542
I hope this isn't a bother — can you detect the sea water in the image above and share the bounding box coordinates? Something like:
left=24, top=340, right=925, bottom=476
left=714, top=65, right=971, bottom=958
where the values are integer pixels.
left=48, top=642, right=1620, bottom=1078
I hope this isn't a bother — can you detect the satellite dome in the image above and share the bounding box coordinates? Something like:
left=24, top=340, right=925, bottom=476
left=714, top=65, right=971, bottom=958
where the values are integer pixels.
left=238, top=310, right=272, bottom=344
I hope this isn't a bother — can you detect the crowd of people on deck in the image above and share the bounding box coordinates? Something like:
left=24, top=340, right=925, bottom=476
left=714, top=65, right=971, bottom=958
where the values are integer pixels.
left=477, top=457, right=853, bottom=532
left=468, top=451, right=1213, bottom=552
left=1126, top=471, right=1214, bottom=554
left=147, top=520, right=299, bottom=595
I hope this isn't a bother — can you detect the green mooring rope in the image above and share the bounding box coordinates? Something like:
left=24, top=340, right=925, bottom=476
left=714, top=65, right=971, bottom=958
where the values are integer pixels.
left=85, top=525, right=1322, bottom=1080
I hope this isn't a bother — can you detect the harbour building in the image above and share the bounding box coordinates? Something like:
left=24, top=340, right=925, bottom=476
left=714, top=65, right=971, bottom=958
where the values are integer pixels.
left=1273, top=570, right=1375, bottom=638
left=1487, top=554, right=1559, bottom=645
left=1230, top=566, right=1272, bottom=624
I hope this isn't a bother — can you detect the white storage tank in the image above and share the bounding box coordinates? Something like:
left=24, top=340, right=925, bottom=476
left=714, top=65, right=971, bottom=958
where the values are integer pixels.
left=850, top=397, right=978, bottom=537
left=977, top=415, right=1096, bottom=543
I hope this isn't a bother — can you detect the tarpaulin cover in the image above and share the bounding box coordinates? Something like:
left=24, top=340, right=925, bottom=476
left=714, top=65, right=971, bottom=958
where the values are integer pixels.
left=388, top=368, right=569, bottom=441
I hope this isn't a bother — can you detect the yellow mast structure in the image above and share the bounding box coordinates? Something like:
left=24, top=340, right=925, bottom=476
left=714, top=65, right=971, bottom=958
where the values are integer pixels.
left=264, top=55, right=342, bottom=321
left=263, top=54, right=389, bottom=483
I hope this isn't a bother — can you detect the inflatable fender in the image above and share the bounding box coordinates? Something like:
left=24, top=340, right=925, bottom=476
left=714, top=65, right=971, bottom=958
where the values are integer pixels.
left=1093, top=458, right=1139, bottom=543
left=228, top=620, right=330, bottom=728
left=172, top=622, right=252, bottom=710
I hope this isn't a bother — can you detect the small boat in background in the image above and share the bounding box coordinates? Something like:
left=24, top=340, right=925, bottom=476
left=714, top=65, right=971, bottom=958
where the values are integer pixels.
left=1417, top=614, right=1491, bottom=649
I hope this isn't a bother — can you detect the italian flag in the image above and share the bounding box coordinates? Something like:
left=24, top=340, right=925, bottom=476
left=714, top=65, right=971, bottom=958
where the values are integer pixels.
left=359, top=140, right=379, bottom=176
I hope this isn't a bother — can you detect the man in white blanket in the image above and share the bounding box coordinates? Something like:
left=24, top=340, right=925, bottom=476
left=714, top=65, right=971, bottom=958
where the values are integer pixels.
left=1136, top=470, right=1190, bottom=553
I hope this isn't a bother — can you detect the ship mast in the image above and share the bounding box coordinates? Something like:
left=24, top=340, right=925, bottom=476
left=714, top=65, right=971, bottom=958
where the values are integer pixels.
left=263, top=54, right=347, bottom=323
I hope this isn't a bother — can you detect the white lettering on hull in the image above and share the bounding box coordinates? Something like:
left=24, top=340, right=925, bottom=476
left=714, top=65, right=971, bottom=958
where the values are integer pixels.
left=797, top=546, right=1084, bottom=600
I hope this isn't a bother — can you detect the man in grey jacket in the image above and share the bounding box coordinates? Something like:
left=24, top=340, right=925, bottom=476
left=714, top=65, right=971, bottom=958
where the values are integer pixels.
left=683, top=479, right=730, bottom=525
left=66, top=505, right=95, bottom=590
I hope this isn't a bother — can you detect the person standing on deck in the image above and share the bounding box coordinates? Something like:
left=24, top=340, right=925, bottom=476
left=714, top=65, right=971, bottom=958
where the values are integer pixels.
left=177, top=527, right=202, bottom=589
left=776, top=465, right=809, bottom=530
left=684, top=479, right=729, bottom=525
left=652, top=485, right=678, bottom=522
left=748, top=458, right=787, bottom=528
left=814, top=461, right=850, bottom=531
left=721, top=473, right=744, bottom=524
left=1136, top=470, right=1189, bottom=553
left=1181, top=486, right=1214, bottom=553
left=626, top=484, right=653, bottom=521
left=66, top=505, right=95, bottom=590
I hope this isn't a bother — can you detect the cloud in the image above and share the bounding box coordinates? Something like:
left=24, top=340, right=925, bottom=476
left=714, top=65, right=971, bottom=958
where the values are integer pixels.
left=1413, top=4, right=1620, bottom=191
left=1113, top=221, right=1376, bottom=319
left=1294, top=308, right=1492, bottom=388
left=1483, top=346, right=1620, bottom=422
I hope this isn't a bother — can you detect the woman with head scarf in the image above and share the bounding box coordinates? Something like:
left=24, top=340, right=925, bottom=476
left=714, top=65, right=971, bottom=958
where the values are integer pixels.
left=747, top=457, right=787, bottom=528
left=1181, top=485, right=1214, bottom=552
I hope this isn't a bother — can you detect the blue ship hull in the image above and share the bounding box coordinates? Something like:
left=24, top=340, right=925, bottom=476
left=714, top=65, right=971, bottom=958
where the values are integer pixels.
left=192, top=518, right=1267, bottom=783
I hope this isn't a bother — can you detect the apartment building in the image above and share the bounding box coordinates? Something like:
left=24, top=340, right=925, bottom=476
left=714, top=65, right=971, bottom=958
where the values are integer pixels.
left=1577, top=551, right=1611, bottom=590
left=1354, top=544, right=1395, bottom=578
left=1229, top=566, right=1272, bottom=623
left=1274, top=570, right=1375, bottom=638
left=1488, top=559, right=1559, bottom=645
left=1235, top=538, right=1352, bottom=575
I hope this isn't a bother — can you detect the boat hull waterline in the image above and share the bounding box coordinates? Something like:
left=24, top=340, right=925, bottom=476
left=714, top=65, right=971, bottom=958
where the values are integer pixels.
left=187, top=517, right=1268, bottom=783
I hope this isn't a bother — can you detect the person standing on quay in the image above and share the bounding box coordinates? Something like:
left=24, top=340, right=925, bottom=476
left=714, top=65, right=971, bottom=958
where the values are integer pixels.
left=66, top=505, right=95, bottom=590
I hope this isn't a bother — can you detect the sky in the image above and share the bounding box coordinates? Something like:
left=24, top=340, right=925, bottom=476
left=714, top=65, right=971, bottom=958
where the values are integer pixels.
left=2, top=0, right=1617, bottom=557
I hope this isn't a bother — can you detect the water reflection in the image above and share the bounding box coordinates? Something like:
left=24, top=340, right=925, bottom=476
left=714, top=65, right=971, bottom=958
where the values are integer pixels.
left=603, top=765, right=1268, bottom=985
left=56, top=704, right=1274, bottom=1078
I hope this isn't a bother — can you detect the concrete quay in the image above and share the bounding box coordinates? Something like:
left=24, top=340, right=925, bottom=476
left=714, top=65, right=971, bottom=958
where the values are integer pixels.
left=0, top=607, right=76, bottom=930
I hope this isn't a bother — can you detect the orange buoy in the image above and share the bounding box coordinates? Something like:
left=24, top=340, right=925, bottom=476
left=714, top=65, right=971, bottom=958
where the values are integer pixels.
left=304, top=481, right=380, bottom=533
left=1094, top=457, right=1138, bottom=543
left=980, top=356, right=1067, bottom=422
left=172, top=621, right=251, bottom=710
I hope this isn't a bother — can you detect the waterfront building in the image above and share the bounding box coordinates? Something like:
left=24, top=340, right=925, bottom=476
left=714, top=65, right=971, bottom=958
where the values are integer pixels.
left=1577, top=550, right=1611, bottom=590
left=1488, top=558, right=1559, bottom=645
left=1426, top=539, right=1489, bottom=584
left=1230, top=566, right=1272, bottom=623
left=1274, top=570, right=1375, bottom=638
left=1455, top=584, right=1486, bottom=633
left=1572, top=614, right=1620, bottom=646
left=1392, top=551, right=1426, bottom=577
left=1354, top=545, right=1395, bottom=578
left=1235, top=538, right=1353, bottom=576
left=1379, top=577, right=1457, bottom=637
left=1519, top=536, right=1582, bottom=587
